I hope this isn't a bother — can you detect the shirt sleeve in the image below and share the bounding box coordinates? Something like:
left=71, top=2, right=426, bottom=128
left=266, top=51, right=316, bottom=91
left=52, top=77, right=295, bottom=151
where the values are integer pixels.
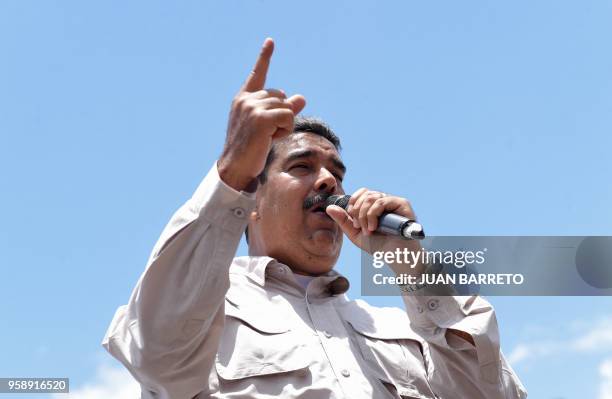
left=102, top=162, right=255, bottom=399
left=402, top=294, right=528, bottom=398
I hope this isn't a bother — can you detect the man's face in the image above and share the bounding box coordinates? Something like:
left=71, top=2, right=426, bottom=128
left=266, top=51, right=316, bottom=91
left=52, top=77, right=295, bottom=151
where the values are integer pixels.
left=249, top=133, right=346, bottom=275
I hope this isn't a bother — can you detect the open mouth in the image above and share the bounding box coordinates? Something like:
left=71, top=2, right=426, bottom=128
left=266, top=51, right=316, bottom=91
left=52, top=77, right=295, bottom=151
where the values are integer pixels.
left=311, top=205, right=327, bottom=214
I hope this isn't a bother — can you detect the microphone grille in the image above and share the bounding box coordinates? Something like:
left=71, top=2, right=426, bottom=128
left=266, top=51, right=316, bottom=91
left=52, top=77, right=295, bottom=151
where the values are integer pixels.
left=325, top=195, right=350, bottom=210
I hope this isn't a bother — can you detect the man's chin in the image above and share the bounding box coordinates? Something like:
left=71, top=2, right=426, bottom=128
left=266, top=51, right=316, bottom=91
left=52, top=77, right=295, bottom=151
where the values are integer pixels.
left=304, top=230, right=342, bottom=258
left=310, top=228, right=341, bottom=246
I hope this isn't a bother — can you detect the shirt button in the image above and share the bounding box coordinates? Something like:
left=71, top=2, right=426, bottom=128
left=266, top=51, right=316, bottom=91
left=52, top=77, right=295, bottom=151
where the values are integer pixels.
left=427, top=299, right=439, bottom=311
left=324, top=331, right=332, bottom=338
left=232, top=207, right=246, bottom=218
left=341, top=369, right=350, bottom=378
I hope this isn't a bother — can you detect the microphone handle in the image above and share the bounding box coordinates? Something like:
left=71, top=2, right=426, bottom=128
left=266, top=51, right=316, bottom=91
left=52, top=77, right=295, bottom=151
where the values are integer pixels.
left=377, top=212, right=425, bottom=240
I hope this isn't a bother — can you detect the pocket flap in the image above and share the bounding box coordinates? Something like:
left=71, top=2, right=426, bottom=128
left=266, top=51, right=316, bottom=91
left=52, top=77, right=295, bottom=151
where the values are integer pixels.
left=224, top=288, right=290, bottom=334
left=216, top=347, right=311, bottom=381
left=342, top=299, right=424, bottom=343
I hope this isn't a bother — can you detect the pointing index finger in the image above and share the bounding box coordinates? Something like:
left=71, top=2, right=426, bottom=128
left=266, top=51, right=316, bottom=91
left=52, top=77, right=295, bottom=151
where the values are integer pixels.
left=241, top=38, right=274, bottom=92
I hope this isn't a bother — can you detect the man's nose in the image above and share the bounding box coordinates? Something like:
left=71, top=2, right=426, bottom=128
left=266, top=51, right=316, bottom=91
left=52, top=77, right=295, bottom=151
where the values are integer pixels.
left=314, top=168, right=338, bottom=193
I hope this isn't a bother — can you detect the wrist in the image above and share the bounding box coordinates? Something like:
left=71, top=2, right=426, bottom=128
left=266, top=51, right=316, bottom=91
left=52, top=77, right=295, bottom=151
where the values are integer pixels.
left=217, top=160, right=258, bottom=193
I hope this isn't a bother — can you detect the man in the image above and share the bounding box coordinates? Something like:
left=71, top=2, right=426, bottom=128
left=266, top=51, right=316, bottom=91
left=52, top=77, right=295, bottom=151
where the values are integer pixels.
left=103, top=38, right=527, bottom=398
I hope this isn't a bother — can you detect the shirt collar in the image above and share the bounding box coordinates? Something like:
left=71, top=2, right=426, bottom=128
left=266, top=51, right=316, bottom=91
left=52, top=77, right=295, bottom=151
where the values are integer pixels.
left=232, top=256, right=350, bottom=296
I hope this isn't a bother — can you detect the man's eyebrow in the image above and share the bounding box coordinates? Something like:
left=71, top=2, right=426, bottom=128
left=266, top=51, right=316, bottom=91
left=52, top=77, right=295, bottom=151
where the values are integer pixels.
left=285, top=149, right=314, bottom=164
left=285, top=149, right=346, bottom=175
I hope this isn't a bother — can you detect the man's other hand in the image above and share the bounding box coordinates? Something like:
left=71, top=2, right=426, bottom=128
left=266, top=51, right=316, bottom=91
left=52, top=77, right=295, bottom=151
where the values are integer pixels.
left=218, top=38, right=306, bottom=192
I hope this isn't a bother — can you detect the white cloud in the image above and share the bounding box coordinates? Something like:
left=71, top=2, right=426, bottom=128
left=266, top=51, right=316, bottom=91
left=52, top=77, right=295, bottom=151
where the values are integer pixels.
left=573, top=318, right=612, bottom=352
left=507, top=344, right=531, bottom=365
left=599, top=358, right=612, bottom=399
left=508, top=317, right=612, bottom=367
left=54, top=363, right=139, bottom=399
left=507, top=341, right=559, bottom=366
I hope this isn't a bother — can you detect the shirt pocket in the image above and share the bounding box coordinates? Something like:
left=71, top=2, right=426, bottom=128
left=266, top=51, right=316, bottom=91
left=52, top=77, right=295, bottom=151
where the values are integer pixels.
left=215, top=295, right=311, bottom=382
left=346, top=318, right=436, bottom=399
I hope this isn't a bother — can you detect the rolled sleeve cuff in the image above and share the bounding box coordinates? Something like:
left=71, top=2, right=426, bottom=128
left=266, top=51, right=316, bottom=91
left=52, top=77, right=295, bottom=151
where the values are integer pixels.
left=403, top=294, right=502, bottom=383
left=189, top=162, right=256, bottom=234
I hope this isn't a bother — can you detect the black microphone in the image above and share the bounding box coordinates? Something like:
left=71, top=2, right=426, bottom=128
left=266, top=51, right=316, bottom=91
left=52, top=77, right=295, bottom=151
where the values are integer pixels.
left=324, top=195, right=425, bottom=240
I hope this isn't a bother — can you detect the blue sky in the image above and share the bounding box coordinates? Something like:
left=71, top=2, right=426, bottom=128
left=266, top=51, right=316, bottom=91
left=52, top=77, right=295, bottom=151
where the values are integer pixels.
left=1, top=1, right=612, bottom=398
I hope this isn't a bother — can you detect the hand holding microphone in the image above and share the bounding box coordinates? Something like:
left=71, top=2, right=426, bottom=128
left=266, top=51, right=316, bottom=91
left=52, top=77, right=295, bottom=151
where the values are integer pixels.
left=325, top=188, right=425, bottom=253
left=325, top=194, right=424, bottom=240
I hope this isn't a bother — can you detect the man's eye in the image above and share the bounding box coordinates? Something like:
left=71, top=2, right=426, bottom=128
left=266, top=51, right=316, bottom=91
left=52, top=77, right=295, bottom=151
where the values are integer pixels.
left=331, top=172, right=344, bottom=182
left=291, top=164, right=310, bottom=170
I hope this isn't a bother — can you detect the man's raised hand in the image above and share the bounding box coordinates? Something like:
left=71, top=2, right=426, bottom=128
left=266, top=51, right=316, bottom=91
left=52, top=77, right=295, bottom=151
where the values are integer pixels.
left=218, top=38, right=306, bottom=192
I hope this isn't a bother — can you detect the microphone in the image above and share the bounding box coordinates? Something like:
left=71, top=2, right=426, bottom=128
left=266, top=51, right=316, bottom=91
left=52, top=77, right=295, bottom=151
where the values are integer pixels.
left=325, top=195, right=425, bottom=240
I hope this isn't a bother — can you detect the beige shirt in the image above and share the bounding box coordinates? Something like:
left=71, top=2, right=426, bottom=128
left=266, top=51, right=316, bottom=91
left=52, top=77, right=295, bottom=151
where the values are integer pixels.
left=102, top=163, right=527, bottom=399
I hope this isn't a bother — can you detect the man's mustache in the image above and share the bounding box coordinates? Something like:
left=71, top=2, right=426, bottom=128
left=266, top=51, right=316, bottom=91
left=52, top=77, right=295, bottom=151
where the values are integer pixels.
left=303, top=193, right=331, bottom=210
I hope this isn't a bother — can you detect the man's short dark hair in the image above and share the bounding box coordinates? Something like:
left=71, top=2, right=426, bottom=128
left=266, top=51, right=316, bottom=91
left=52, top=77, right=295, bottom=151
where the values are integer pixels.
left=245, top=116, right=342, bottom=243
